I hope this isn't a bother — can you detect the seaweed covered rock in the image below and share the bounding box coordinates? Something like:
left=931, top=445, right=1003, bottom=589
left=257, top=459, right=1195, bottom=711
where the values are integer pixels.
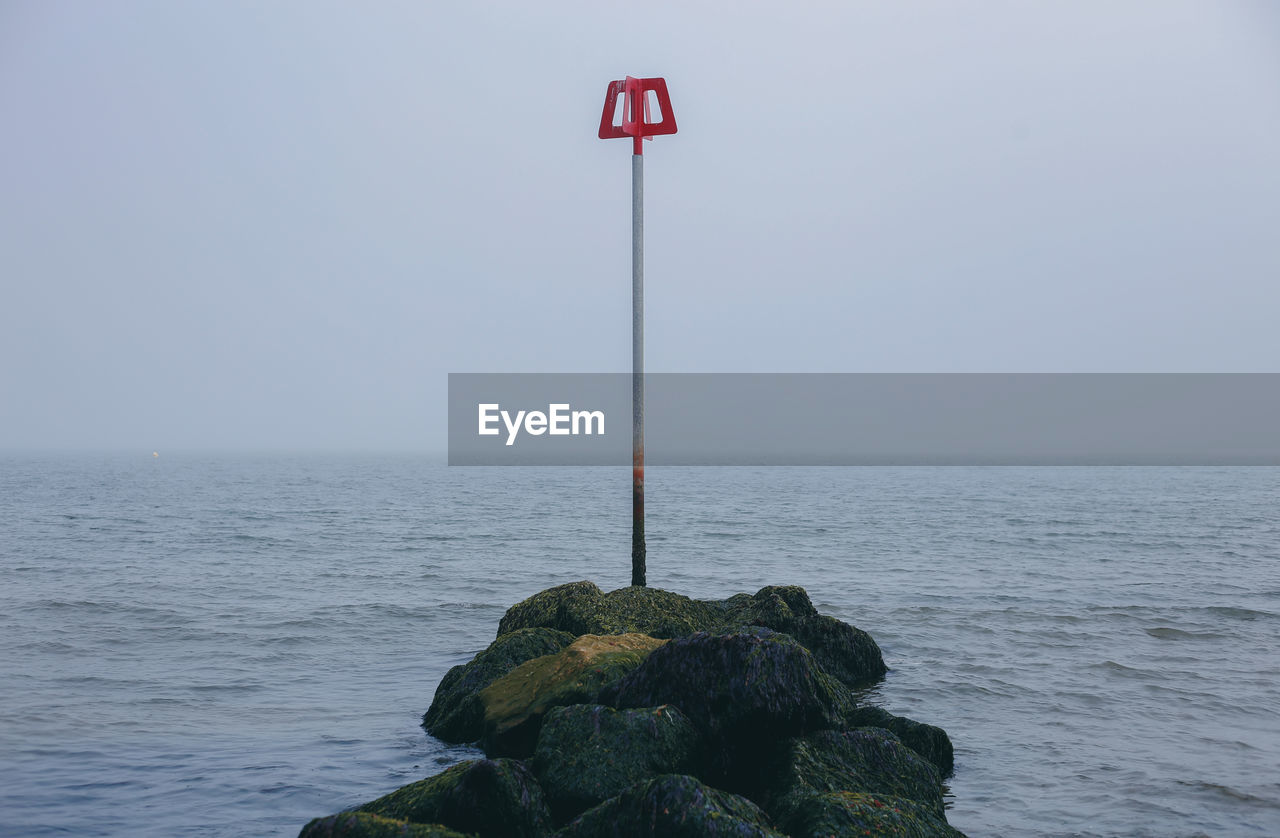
left=845, top=705, right=955, bottom=777
left=479, top=633, right=666, bottom=758
left=599, top=628, right=853, bottom=791
left=497, top=582, right=720, bottom=640
left=303, top=582, right=966, bottom=838
left=775, top=614, right=886, bottom=688
left=357, top=758, right=551, bottom=838
left=495, top=583, right=888, bottom=690
left=721, top=587, right=886, bottom=688
left=424, top=627, right=576, bottom=743
left=496, top=581, right=605, bottom=639
left=765, top=728, right=946, bottom=818
left=558, top=774, right=786, bottom=838
left=719, top=585, right=818, bottom=626
left=773, top=791, right=967, bottom=838
left=532, top=704, right=699, bottom=822
left=602, top=629, right=852, bottom=738
left=299, top=812, right=470, bottom=838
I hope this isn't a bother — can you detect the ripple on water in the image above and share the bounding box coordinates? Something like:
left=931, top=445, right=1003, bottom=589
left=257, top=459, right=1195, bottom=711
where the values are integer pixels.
left=4, top=459, right=1280, bottom=837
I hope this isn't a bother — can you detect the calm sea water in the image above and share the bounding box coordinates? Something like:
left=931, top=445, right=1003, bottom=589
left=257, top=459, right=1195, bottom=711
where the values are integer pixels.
left=1, top=455, right=1278, bottom=837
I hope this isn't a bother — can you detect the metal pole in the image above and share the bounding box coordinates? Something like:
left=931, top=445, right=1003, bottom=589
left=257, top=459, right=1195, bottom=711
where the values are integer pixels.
left=631, top=150, right=646, bottom=587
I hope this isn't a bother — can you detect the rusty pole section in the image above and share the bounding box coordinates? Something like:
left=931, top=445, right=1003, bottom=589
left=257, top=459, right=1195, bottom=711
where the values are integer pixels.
left=631, top=150, right=646, bottom=587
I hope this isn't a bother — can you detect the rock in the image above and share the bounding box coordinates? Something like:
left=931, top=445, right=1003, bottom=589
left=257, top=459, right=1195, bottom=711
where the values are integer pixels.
left=357, top=758, right=551, bottom=838
left=531, top=704, right=699, bottom=822
left=773, top=791, right=967, bottom=838
left=722, top=588, right=886, bottom=688
left=424, top=627, right=576, bottom=743
left=299, top=812, right=469, bottom=837
left=557, top=774, right=786, bottom=838
left=601, top=629, right=852, bottom=737
left=479, top=633, right=666, bottom=758
left=497, top=582, right=720, bottom=640
left=765, top=728, right=946, bottom=818
left=845, top=705, right=955, bottom=777
left=302, top=583, right=964, bottom=838
left=496, top=583, right=888, bottom=690
left=496, top=581, right=605, bottom=638
left=774, top=614, right=886, bottom=688
left=599, top=628, right=854, bottom=792
left=720, top=585, right=819, bottom=625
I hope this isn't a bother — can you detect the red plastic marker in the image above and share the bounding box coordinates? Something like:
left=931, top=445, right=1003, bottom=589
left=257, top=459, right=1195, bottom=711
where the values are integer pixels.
left=598, top=77, right=677, bottom=588
left=599, top=76, right=678, bottom=155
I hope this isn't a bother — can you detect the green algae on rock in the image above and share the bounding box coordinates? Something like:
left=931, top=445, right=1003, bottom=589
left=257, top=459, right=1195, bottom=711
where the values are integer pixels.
left=720, top=587, right=887, bottom=688
left=357, top=758, right=551, bottom=838
left=495, top=582, right=887, bottom=690
left=719, top=585, right=817, bottom=624
left=601, top=628, right=853, bottom=741
left=845, top=705, right=956, bottom=777
left=598, top=628, right=856, bottom=795
left=299, top=812, right=470, bottom=838
left=479, top=633, right=667, bottom=758
left=303, top=582, right=968, bottom=838
left=772, top=614, right=886, bottom=688
left=423, top=627, right=576, bottom=744
left=773, top=791, right=966, bottom=838
left=496, top=582, right=720, bottom=640
left=496, top=581, right=606, bottom=638
left=532, top=703, right=699, bottom=822
left=558, top=774, right=787, bottom=838
left=765, top=728, right=946, bottom=818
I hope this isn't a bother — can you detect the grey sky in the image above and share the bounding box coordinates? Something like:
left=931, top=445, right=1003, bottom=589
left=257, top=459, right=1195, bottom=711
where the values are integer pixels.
left=2, top=2, right=1278, bottom=451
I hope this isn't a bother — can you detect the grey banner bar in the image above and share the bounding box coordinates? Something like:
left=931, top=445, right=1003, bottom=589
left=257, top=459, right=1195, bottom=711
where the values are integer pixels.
left=448, top=373, right=1280, bottom=465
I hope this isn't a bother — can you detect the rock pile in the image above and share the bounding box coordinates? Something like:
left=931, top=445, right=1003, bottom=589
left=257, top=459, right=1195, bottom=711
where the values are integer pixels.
left=300, top=582, right=964, bottom=838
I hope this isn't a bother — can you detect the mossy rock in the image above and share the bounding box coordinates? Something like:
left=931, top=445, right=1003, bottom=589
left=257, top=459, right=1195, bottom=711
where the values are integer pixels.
left=601, top=629, right=853, bottom=739
left=299, top=812, right=471, bottom=837
left=591, top=586, right=724, bottom=638
left=532, top=703, right=699, bottom=823
left=496, top=581, right=606, bottom=638
left=773, top=614, right=886, bottom=689
left=599, top=628, right=854, bottom=792
left=719, top=585, right=819, bottom=625
left=557, top=774, right=787, bottom=838
left=479, top=633, right=667, bottom=758
left=845, top=705, right=955, bottom=777
left=357, top=758, right=551, bottom=838
left=497, top=582, right=720, bottom=640
left=765, top=729, right=946, bottom=818
left=773, top=791, right=967, bottom=838
left=721, top=588, right=886, bottom=688
left=496, top=583, right=887, bottom=691
left=424, top=627, right=576, bottom=743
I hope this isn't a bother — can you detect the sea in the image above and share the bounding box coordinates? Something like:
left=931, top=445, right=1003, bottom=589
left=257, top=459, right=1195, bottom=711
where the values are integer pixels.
left=1, top=454, right=1278, bottom=837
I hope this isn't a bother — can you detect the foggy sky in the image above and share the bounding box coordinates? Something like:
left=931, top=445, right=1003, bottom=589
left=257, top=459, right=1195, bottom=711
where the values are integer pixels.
left=2, top=1, right=1278, bottom=451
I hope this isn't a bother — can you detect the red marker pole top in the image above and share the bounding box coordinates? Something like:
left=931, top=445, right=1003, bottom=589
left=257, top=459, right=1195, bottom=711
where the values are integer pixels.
left=598, top=76, right=677, bottom=154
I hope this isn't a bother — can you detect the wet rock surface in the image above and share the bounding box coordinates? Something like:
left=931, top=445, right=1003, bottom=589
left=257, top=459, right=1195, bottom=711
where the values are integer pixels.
left=844, top=705, right=956, bottom=778
left=773, top=791, right=967, bottom=838
left=558, top=774, right=787, bottom=838
left=357, top=758, right=552, bottom=838
left=763, top=728, right=946, bottom=817
left=532, top=703, right=699, bottom=822
left=496, top=582, right=722, bottom=640
left=299, top=812, right=470, bottom=837
left=301, top=583, right=966, bottom=838
left=423, top=627, right=576, bottom=743
left=479, top=633, right=667, bottom=758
